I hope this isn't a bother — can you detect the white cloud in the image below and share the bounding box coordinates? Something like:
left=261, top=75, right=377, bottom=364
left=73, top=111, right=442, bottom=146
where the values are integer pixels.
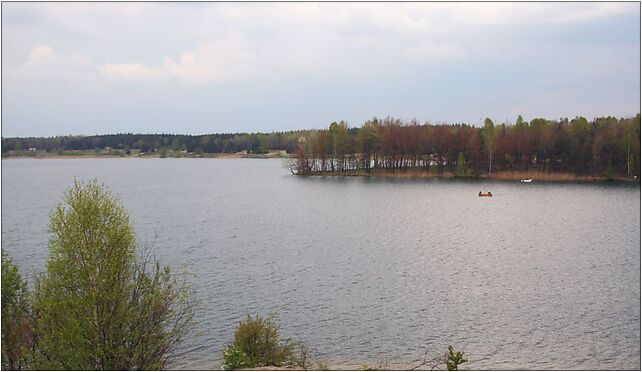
left=2, top=2, right=638, bottom=136
left=5, top=45, right=95, bottom=82
left=552, top=2, right=633, bottom=23
left=100, top=63, right=162, bottom=80
left=4, top=3, right=639, bottom=85
left=361, top=4, right=430, bottom=34
left=458, top=2, right=634, bottom=25
left=406, top=40, right=464, bottom=61
left=28, top=45, right=57, bottom=63
left=69, top=53, right=92, bottom=66
left=101, top=35, right=253, bottom=83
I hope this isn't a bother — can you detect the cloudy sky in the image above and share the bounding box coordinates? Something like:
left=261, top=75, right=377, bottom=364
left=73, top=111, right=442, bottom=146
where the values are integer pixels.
left=2, top=2, right=640, bottom=137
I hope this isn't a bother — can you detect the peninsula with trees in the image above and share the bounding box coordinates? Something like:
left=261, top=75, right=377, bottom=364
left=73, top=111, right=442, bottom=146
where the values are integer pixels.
left=3, top=114, right=640, bottom=182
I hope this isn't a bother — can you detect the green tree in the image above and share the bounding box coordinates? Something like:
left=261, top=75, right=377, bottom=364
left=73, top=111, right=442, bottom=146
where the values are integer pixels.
left=305, top=131, right=320, bottom=172
left=171, top=139, right=183, bottom=152
left=33, top=180, right=194, bottom=370
left=516, top=114, right=524, bottom=126
left=257, top=136, right=270, bottom=154
left=569, top=116, right=591, bottom=173
left=456, top=152, right=467, bottom=177
left=358, top=119, right=382, bottom=172
left=482, top=118, right=496, bottom=174
left=1, top=252, right=33, bottom=370
left=329, top=121, right=350, bottom=172
left=622, top=114, right=641, bottom=177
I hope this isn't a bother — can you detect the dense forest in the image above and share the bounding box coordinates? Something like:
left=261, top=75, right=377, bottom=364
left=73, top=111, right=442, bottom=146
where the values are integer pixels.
left=1, top=131, right=310, bottom=155
left=2, top=114, right=640, bottom=178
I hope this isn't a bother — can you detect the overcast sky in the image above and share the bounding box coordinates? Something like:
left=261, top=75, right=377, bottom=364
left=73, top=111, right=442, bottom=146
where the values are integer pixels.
left=2, top=2, right=640, bottom=137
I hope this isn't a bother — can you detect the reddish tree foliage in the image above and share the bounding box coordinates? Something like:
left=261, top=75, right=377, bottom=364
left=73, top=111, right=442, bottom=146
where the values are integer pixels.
left=291, top=114, right=641, bottom=179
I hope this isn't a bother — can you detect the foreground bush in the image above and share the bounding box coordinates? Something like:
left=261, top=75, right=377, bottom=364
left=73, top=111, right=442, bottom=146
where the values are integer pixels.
left=222, top=345, right=251, bottom=370
left=1, top=252, right=34, bottom=370
left=409, top=345, right=468, bottom=371
left=223, top=314, right=307, bottom=370
left=33, top=180, right=194, bottom=370
left=446, top=345, right=468, bottom=371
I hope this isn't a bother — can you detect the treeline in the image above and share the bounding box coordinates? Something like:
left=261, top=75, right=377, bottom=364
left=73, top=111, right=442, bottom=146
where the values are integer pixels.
left=291, top=115, right=641, bottom=178
left=1, top=131, right=309, bottom=155
left=3, top=114, right=640, bottom=178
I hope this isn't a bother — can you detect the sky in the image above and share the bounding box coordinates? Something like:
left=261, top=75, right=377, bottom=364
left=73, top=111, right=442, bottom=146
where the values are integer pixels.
left=1, top=2, right=640, bottom=137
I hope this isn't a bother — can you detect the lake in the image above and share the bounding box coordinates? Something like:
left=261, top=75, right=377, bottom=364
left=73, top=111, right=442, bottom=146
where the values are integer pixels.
left=2, top=158, right=640, bottom=370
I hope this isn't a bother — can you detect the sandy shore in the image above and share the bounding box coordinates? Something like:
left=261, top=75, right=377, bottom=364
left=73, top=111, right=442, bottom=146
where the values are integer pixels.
left=2, top=151, right=289, bottom=160
left=3, top=154, right=122, bottom=159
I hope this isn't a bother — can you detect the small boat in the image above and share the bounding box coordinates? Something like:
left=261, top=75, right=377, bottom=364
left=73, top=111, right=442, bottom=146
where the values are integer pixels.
left=478, top=192, right=492, bottom=197
left=520, top=179, right=532, bottom=183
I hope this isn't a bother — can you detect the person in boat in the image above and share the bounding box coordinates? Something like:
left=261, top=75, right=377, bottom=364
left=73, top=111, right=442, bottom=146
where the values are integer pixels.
left=479, top=191, right=482, bottom=196
left=488, top=192, right=492, bottom=197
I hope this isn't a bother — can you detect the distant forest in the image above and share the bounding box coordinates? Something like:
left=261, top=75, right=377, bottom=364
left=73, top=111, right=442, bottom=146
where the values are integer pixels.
left=3, top=114, right=640, bottom=178
left=1, top=130, right=310, bottom=155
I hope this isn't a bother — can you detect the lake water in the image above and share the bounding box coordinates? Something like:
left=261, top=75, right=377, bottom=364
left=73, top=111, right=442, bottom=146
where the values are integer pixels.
left=2, top=158, right=640, bottom=370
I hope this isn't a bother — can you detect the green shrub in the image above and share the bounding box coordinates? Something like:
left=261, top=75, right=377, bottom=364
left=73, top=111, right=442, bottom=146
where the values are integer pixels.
left=316, top=360, right=330, bottom=370
left=410, top=345, right=468, bottom=371
left=225, top=313, right=308, bottom=369
left=233, top=314, right=289, bottom=367
left=446, top=345, right=468, bottom=371
left=1, top=252, right=34, bottom=370
left=222, top=345, right=250, bottom=370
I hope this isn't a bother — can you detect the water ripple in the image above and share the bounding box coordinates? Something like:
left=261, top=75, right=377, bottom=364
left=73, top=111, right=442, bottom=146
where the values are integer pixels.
left=1, top=158, right=640, bottom=370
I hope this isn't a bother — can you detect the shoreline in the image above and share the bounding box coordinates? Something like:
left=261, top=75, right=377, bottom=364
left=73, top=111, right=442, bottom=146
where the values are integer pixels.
left=1, top=151, right=288, bottom=160
left=3, top=155, right=638, bottom=183
left=297, top=169, right=639, bottom=183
